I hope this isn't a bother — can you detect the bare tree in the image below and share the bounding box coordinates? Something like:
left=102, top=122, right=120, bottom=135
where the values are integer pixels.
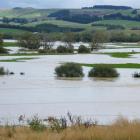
left=18, top=33, right=41, bottom=50
left=63, top=32, right=75, bottom=49
left=0, top=34, right=3, bottom=47
left=91, top=31, right=109, bottom=51
left=41, top=34, right=54, bottom=50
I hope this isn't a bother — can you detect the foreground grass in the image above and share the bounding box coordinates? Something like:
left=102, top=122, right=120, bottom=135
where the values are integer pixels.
left=1, top=118, right=140, bottom=140
left=80, top=63, right=140, bottom=69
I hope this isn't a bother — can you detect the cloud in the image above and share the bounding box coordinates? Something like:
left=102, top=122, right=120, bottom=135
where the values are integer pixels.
left=0, top=0, right=140, bottom=8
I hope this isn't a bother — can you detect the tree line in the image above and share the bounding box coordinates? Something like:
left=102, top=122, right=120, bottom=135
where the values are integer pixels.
left=49, top=10, right=140, bottom=24
left=0, top=23, right=84, bottom=33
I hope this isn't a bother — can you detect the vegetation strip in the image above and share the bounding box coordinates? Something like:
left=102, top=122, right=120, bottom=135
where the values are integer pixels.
left=3, top=42, right=18, bottom=47
left=0, top=57, right=37, bottom=62
left=101, top=52, right=140, bottom=58
left=80, top=63, right=140, bottom=69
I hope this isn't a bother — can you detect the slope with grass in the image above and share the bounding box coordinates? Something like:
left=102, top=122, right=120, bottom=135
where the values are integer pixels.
left=93, top=20, right=140, bottom=29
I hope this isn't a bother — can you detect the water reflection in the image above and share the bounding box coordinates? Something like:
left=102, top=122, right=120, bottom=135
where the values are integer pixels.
left=90, top=77, right=118, bottom=82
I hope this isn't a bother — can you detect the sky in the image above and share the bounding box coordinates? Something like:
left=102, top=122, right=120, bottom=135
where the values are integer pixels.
left=0, top=0, right=139, bottom=9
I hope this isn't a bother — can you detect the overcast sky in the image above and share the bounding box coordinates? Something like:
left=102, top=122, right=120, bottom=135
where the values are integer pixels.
left=0, top=0, right=139, bottom=9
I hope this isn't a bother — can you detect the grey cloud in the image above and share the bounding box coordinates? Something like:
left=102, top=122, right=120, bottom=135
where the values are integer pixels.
left=0, top=0, right=139, bottom=8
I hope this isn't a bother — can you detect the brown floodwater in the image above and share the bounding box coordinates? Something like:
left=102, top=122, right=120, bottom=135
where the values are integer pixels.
left=0, top=46, right=140, bottom=124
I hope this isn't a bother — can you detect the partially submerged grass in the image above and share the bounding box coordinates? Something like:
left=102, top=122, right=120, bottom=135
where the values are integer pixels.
left=0, top=52, right=75, bottom=56
left=80, top=63, right=140, bottom=69
left=103, top=52, right=139, bottom=58
left=1, top=118, right=140, bottom=140
left=3, top=42, right=18, bottom=47
left=0, top=57, right=37, bottom=62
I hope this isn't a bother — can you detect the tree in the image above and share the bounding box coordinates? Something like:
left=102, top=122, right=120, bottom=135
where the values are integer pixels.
left=88, top=65, right=119, bottom=78
left=55, top=63, right=84, bottom=77
left=40, top=34, right=54, bottom=50
left=0, top=34, right=8, bottom=54
left=78, top=45, right=90, bottom=53
left=63, top=32, right=75, bottom=49
left=0, top=34, right=3, bottom=47
left=91, top=31, right=109, bottom=50
left=18, top=33, right=41, bottom=50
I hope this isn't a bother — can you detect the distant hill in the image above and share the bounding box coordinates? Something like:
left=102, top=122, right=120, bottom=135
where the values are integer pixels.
left=0, top=5, right=140, bottom=37
left=82, top=5, right=133, bottom=10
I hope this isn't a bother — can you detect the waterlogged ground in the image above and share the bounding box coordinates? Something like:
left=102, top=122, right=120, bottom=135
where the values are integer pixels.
left=1, top=42, right=140, bottom=124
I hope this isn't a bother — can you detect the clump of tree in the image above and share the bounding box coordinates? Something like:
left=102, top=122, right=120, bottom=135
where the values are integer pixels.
left=0, top=67, right=8, bottom=75
left=78, top=45, right=91, bottom=53
left=63, top=32, right=75, bottom=50
left=88, top=65, right=119, bottom=78
left=18, top=33, right=41, bottom=50
left=40, top=33, right=54, bottom=50
left=133, top=72, right=140, bottom=78
left=55, top=63, right=84, bottom=77
left=38, top=33, right=56, bottom=53
left=110, top=31, right=129, bottom=42
left=56, top=45, right=73, bottom=53
left=0, top=34, right=8, bottom=54
left=91, top=31, right=109, bottom=51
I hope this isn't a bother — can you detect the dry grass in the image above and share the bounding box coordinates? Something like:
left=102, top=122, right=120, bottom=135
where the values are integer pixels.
left=1, top=117, right=140, bottom=140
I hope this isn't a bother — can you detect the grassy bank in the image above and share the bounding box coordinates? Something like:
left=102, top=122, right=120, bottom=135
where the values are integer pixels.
left=80, top=63, right=140, bottom=69
left=1, top=118, right=140, bottom=140
left=0, top=57, right=37, bottom=62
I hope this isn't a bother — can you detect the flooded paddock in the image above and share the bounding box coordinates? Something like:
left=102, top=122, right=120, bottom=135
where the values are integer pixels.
left=1, top=41, right=140, bottom=124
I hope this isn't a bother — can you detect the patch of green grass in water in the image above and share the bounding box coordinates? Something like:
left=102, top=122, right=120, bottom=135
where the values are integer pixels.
left=80, top=63, right=140, bottom=69
left=3, top=42, right=18, bottom=47
left=102, top=52, right=139, bottom=58
left=0, top=52, right=75, bottom=56
left=0, top=57, right=37, bottom=62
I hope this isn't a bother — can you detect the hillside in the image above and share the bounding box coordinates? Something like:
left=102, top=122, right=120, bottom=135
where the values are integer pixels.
left=0, top=5, right=140, bottom=37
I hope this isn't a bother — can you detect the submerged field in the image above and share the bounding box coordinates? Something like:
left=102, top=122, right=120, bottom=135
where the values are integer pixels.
left=0, top=41, right=140, bottom=124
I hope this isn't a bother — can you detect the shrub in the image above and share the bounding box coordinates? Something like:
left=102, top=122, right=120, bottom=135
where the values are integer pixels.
left=0, top=67, right=8, bottom=75
left=38, top=49, right=56, bottom=54
left=78, top=45, right=90, bottom=53
left=88, top=65, right=119, bottom=77
left=55, top=63, right=84, bottom=77
left=0, top=47, right=8, bottom=54
left=27, top=116, right=46, bottom=132
left=47, top=117, right=67, bottom=132
left=56, top=45, right=74, bottom=53
left=133, top=72, right=140, bottom=78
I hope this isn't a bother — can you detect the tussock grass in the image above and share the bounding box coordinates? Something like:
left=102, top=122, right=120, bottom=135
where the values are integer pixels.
left=0, top=118, right=140, bottom=140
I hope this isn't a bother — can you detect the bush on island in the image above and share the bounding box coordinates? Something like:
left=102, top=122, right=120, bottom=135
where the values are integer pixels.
left=38, top=49, right=56, bottom=54
left=0, top=67, right=8, bottom=75
left=133, top=72, right=140, bottom=78
left=78, top=45, right=90, bottom=53
left=56, top=45, right=74, bottom=53
left=88, top=65, right=119, bottom=77
left=55, top=63, right=84, bottom=77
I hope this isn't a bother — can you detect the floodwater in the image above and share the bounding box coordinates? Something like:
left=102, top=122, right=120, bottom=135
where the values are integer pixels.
left=1, top=41, right=140, bottom=124
left=6, top=41, right=140, bottom=54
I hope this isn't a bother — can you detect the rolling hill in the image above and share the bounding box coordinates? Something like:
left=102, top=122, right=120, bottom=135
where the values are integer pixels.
left=0, top=5, right=140, bottom=37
